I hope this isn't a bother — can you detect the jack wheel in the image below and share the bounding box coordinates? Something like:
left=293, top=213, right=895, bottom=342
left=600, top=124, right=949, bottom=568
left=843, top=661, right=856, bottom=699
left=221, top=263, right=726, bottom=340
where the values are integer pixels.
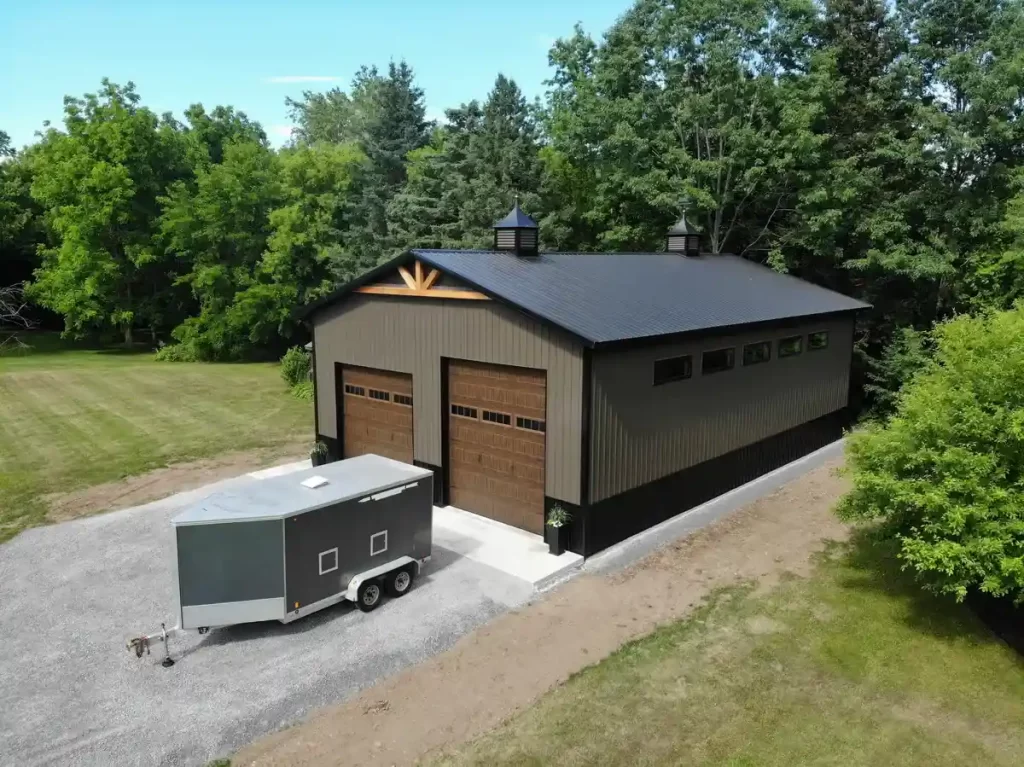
left=357, top=580, right=382, bottom=612
left=197, top=626, right=209, bottom=635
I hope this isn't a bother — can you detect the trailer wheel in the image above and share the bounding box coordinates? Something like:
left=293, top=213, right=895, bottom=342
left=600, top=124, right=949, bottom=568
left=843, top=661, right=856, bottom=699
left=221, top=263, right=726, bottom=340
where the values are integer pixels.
left=357, top=580, right=383, bottom=612
left=385, top=566, right=414, bottom=597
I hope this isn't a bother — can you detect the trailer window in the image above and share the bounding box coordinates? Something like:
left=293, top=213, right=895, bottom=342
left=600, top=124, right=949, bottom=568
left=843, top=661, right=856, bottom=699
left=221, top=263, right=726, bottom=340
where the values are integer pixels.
left=319, top=547, right=338, bottom=575
left=393, top=393, right=413, bottom=407
left=344, top=384, right=365, bottom=396
left=370, top=530, right=388, bottom=556
left=451, top=404, right=477, bottom=419
left=368, top=388, right=390, bottom=401
left=516, top=417, right=546, bottom=432
left=779, top=336, right=803, bottom=357
left=808, top=331, right=829, bottom=350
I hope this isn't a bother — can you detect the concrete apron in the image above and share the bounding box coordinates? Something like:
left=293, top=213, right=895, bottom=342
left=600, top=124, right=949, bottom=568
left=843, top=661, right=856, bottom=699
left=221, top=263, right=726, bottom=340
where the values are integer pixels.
left=432, top=506, right=583, bottom=590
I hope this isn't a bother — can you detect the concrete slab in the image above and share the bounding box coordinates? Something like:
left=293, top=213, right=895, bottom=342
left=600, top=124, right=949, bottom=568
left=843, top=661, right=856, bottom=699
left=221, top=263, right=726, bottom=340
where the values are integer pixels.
left=432, top=505, right=583, bottom=590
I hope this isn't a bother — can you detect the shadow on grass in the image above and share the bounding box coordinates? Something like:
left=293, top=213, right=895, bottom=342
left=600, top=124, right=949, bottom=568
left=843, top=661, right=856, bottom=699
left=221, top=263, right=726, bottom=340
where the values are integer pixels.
left=837, top=526, right=1020, bottom=652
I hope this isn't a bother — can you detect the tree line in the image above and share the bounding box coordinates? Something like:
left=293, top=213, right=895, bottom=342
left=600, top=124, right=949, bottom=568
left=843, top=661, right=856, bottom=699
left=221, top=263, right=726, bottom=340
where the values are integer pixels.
left=1, top=0, right=1023, bottom=408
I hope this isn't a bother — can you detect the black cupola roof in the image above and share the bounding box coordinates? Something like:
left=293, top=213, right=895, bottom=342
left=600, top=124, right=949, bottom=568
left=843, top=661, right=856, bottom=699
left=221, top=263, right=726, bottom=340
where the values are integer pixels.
left=493, top=199, right=539, bottom=256
left=667, top=210, right=702, bottom=256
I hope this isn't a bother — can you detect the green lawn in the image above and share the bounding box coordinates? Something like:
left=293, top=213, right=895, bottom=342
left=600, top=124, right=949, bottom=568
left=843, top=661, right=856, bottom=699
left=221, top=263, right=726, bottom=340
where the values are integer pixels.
left=431, top=532, right=1024, bottom=767
left=0, top=334, right=311, bottom=541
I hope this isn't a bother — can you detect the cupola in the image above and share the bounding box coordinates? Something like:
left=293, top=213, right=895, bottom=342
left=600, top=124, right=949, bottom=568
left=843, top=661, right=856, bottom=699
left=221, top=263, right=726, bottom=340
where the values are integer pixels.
left=493, top=198, right=539, bottom=256
left=667, top=209, right=701, bottom=257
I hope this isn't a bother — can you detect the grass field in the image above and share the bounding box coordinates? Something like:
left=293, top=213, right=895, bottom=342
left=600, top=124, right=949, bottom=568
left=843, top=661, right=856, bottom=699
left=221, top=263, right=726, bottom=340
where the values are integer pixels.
left=0, top=334, right=311, bottom=542
left=432, top=533, right=1024, bottom=767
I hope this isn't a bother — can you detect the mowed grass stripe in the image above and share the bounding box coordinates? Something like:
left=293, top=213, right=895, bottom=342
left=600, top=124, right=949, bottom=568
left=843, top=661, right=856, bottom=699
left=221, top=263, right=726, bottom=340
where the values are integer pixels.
left=6, top=372, right=119, bottom=467
left=0, top=345, right=311, bottom=542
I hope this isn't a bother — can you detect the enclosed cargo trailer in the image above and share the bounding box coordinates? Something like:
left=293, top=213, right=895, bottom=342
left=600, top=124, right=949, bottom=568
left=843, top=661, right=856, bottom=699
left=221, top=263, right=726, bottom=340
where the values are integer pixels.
left=171, top=454, right=433, bottom=628
left=127, top=454, right=434, bottom=665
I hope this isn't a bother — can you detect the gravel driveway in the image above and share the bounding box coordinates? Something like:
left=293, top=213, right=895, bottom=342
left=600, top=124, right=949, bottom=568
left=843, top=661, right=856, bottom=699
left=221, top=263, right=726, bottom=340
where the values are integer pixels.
left=0, top=473, right=534, bottom=767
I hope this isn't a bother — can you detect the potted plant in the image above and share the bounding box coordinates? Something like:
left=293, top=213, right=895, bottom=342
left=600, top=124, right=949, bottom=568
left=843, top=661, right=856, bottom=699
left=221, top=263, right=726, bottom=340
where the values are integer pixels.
left=545, top=503, right=572, bottom=555
left=310, top=440, right=329, bottom=467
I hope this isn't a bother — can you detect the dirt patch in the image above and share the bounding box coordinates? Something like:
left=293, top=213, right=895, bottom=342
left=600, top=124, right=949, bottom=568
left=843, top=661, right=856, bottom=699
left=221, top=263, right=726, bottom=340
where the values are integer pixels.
left=44, top=443, right=310, bottom=522
left=234, top=458, right=850, bottom=767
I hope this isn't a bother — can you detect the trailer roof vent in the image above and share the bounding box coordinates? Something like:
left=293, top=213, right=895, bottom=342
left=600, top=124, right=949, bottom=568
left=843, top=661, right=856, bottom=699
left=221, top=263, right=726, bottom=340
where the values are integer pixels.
left=301, top=475, right=329, bottom=489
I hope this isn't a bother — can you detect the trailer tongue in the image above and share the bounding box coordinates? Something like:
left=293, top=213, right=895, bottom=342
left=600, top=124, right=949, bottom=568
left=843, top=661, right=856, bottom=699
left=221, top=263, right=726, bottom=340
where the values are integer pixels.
left=127, top=454, right=434, bottom=666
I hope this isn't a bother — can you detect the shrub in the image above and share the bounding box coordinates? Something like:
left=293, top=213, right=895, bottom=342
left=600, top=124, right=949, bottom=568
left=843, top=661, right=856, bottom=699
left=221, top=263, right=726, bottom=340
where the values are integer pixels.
left=291, top=380, right=314, bottom=402
left=280, top=346, right=310, bottom=387
left=838, top=304, right=1024, bottom=602
left=154, top=343, right=198, bottom=362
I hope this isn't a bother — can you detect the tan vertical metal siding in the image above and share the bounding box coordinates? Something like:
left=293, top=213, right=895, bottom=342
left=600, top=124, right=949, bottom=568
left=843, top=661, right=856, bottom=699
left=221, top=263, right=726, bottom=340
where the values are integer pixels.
left=313, top=295, right=584, bottom=504
left=589, top=316, right=854, bottom=503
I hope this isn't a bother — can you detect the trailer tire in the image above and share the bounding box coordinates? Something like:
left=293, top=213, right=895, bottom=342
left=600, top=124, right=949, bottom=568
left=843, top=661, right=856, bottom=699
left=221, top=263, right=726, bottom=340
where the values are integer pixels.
left=357, top=580, right=383, bottom=612
left=385, top=566, right=414, bottom=598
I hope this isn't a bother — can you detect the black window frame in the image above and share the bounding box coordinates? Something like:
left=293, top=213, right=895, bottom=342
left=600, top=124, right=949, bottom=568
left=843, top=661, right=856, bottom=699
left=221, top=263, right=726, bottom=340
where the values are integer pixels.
left=393, top=393, right=413, bottom=407
left=367, top=388, right=391, bottom=402
left=482, top=410, right=511, bottom=426
left=701, top=347, right=736, bottom=375
left=516, top=416, right=546, bottom=433
left=778, top=335, right=803, bottom=358
left=742, top=340, right=772, bottom=366
left=451, top=404, right=477, bottom=419
left=653, top=354, right=693, bottom=386
left=808, top=331, right=829, bottom=351
left=343, top=384, right=365, bottom=396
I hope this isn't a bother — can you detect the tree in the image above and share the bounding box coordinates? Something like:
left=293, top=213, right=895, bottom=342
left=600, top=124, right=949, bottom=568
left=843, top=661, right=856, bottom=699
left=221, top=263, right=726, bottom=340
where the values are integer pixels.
left=27, top=80, right=188, bottom=343
left=838, top=304, right=1024, bottom=602
left=543, top=0, right=820, bottom=252
left=388, top=75, right=542, bottom=251
left=0, top=141, right=44, bottom=291
left=158, top=139, right=284, bottom=359
left=0, top=282, right=34, bottom=352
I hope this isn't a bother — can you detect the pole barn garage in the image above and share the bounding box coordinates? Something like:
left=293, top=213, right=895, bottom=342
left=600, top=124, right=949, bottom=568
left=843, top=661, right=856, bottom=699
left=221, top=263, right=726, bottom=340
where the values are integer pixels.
left=301, top=204, right=868, bottom=556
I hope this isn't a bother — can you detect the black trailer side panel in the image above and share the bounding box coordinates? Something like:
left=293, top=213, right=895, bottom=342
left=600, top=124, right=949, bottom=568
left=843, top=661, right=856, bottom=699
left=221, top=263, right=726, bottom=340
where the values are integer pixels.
left=284, top=478, right=432, bottom=611
left=177, top=521, right=284, bottom=606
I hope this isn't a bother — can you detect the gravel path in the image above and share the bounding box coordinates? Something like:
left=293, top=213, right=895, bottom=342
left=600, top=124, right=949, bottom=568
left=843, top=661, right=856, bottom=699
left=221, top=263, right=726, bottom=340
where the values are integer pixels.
left=0, top=473, right=533, bottom=767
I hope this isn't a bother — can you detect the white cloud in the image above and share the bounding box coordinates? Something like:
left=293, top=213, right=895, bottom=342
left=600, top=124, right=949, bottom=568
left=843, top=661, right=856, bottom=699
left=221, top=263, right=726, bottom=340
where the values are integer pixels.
left=425, top=108, right=448, bottom=125
left=536, top=34, right=557, bottom=51
left=264, top=75, right=340, bottom=84
left=269, top=125, right=295, bottom=144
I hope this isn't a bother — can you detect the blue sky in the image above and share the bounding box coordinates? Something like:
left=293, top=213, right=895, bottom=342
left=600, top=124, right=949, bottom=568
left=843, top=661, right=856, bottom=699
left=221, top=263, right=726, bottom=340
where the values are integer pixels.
left=1, top=0, right=630, bottom=150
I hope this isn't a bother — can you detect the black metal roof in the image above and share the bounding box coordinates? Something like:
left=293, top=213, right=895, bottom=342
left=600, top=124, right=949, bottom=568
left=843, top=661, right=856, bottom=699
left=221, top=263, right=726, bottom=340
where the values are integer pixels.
left=667, top=211, right=696, bottom=235
left=302, top=249, right=869, bottom=347
left=493, top=202, right=538, bottom=229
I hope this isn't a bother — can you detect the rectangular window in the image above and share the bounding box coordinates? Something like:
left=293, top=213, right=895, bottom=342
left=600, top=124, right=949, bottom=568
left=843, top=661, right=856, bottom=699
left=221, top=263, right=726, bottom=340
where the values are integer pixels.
left=808, top=331, right=829, bottom=351
left=393, top=393, right=413, bottom=407
left=743, top=341, right=771, bottom=366
left=779, top=336, right=803, bottom=357
left=344, top=384, right=365, bottom=396
left=370, top=530, right=388, bottom=556
left=701, top=348, right=735, bottom=375
left=318, top=547, right=338, bottom=575
left=482, top=410, right=511, bottom=425
left=653, top=354, right=693, bottom=386
left=516, top=417, right=546, bottom=432
left=451, top=404, right=477, bottom=419
left=368, top=388, right=390, bottom=401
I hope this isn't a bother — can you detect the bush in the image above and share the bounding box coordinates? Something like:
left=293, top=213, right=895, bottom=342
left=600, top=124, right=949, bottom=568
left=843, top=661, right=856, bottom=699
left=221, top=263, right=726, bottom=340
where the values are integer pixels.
left=280, top=346, right=311, bottom=387
left=838, top=304, right=1024, bottom=602
left=291, top=380, right=314, bottom=402
left=154, top=343, right=198, bottom=362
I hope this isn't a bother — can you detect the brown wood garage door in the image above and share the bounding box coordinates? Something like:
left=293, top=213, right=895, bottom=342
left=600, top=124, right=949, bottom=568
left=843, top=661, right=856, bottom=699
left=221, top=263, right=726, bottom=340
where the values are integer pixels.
left=448, top=360, right=546, bottom=534
left=341, top=366, right=414, bottom=463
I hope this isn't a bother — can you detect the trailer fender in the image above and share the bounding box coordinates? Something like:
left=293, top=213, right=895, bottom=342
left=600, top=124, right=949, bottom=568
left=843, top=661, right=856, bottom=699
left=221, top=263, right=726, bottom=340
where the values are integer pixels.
left=346, top=556, right=418, bottom=603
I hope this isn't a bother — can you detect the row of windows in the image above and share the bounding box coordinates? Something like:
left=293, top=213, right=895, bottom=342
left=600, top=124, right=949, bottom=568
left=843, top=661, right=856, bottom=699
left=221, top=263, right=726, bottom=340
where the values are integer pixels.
left=344, top=383, right=413, bottom=407
left=653, top=331, right=830, bottom=386
left=450, top=403, right=546, bottom=432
